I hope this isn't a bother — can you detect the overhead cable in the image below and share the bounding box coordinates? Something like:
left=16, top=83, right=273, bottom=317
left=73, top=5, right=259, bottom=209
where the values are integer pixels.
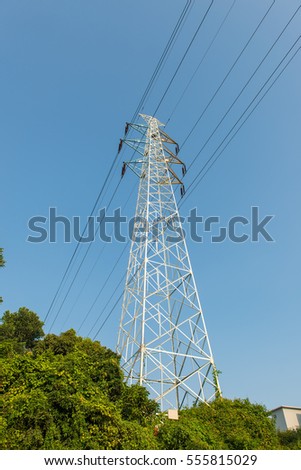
left=180, top=37, right=301, bottom=206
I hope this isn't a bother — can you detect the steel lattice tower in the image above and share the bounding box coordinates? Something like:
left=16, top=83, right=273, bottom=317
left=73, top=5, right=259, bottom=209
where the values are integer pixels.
left=117, top=114, right=221, bottom=410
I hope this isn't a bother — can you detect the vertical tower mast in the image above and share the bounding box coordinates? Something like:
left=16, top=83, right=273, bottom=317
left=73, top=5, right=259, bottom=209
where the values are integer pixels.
left=117, top=114, right=221, bottom=410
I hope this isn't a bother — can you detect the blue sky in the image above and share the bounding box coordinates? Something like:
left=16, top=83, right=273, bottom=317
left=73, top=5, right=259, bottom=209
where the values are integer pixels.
left=1, top=0, right=300, bottom=411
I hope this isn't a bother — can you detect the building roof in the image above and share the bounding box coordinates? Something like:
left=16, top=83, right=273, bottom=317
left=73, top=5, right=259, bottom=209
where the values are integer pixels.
left=270, top=406, right=301, bottom=413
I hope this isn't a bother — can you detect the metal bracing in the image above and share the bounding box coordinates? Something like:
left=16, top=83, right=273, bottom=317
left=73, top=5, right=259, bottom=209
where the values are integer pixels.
left=117, top=114, right=221, bottom=410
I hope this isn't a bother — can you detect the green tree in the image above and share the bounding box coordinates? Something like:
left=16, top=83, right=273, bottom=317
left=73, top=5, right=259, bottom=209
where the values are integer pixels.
left=33, top=329, right=124, bottom=401
left=120, top=383, right=159, bottom=425
left=278, top=428, right=301, bottom=449
left=1, top=327, right=158, bottom=450
left=0, top=248, right=5, bottom=303
left=1, top=310, right=287, bottom=451
left=0, top=248, right=4, bottom=267
left=156, top=398, right=280, bottom=450
left=0, top=307, right=44, bottom=350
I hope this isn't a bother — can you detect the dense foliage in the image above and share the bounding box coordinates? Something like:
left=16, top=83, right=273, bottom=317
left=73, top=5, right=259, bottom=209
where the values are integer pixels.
left=0, top=307, right=44, bottom=351
left=0, top=307, right=297, bottom=450
left=0, top=249, right=4, bottom=267
left=155, top=398, right=279, bottom=450
left=278, top=428, right=301, bottom=449
left=0, top=311, right=158, bottom=450
left=0, top=248, right=4, bottom=303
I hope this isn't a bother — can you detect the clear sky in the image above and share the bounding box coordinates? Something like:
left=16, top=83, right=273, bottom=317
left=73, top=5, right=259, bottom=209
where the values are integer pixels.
left=1, top=0, right=300, bottom=411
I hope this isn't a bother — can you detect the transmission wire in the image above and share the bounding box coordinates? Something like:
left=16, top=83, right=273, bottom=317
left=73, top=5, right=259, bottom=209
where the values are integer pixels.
left=44, top=152, right=120, bottom=323
left=153, top=0, right=215, bottom=116
left=180, top=0, right=276, bottom=150
left=78, top=241, right=130, bottom=334
left=166, top=0, right=238, bottom=125
left=47, top=178, right=122, bottom=331
left=92, top=17, right=301, bottom=341
left=61, top=182, right=137, bottom=330
left=180, top=37, right=301, bottom=207
left=89, top=274, right=126, bottom=338
left=45, top=3, right=195, bottom=328
left=131, top=0, right=194, bottom=123
left=140, top=0, right=196, bottom=114
left=184, top=3, right=301, bottom=174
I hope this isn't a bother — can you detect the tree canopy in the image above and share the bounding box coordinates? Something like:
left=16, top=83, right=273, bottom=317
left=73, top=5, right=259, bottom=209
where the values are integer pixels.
left=0, top=248, right=4, bottom=268
left=0, top=308, right=297, bottom=450
left=1, top=323, right=159, bottom=450
left=0, top=307, right=44, bottom=353
left=278, top=428, right=301, bottom=450
left=0, top=248, right=4, bottom=303
left=155, top=398, right=279, bottom=450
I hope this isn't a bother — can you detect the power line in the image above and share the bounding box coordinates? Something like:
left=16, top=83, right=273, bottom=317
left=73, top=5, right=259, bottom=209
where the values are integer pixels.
left=180, top=37, right=301, bottom=207
left=91, top=5, right=301, bottom=345
left=92, top=290, right=124, bottom=341
left=61, top=241, right=108, bottom=331
left=44, top=151, right=120, bottom=324
left=46, top=2, right=300, bottom=338
left=89, top=222, right=156, bottom=338
left=126, top=2, right=195, bottom=158
left=78, top=240, right=129, bottom=334
left=184, top=3, right=301, bottom=174
left=45, top=2, right=196, bottom=328
left=166, top=0, right=238, bottom=125
left=92, top=38, right=300, bottom=344
left=140, top=1, right=196, bottom=114
left=180, top=0, right=276, bottom=150
left=170, top=0, right=277, bottom=202
left=91, top=39, right=301, bottom=343
left=61, top=182, right=137, bottom=330
left=153, top=0, right=215, bottom=116
left=90, top=274, right=126, bottom=339
left=47, top=178, right=122, bottom=331
left=131, top=0, right=194, bottom=123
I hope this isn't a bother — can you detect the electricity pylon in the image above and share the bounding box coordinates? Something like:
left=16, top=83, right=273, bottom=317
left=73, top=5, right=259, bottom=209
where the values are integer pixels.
left=117, top=114, right=221, bottom=410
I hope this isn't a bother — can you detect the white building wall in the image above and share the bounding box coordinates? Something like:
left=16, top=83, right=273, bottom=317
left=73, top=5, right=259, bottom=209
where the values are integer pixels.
left=271, top=407, right=301, bottom=431
left=283, top=408, right=301, bottom=430
left=272, top=409, right=287, bottom=431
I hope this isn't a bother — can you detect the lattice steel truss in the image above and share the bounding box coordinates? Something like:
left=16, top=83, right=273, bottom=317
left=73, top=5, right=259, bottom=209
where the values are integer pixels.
left=117, top=114, right=221, bottom=410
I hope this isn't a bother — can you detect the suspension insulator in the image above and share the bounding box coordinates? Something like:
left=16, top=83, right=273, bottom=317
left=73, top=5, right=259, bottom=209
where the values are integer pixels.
left=118, top=139, right=123, bottom=154
left=121, top=163, right=126, bottom=178
left=175, top=143, right=180, bottom=155
left=180, top=185, right=186, bottom=198
left=182, top=164, right=187, bottom=176
left=125, top=123, right=129, bottom=135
